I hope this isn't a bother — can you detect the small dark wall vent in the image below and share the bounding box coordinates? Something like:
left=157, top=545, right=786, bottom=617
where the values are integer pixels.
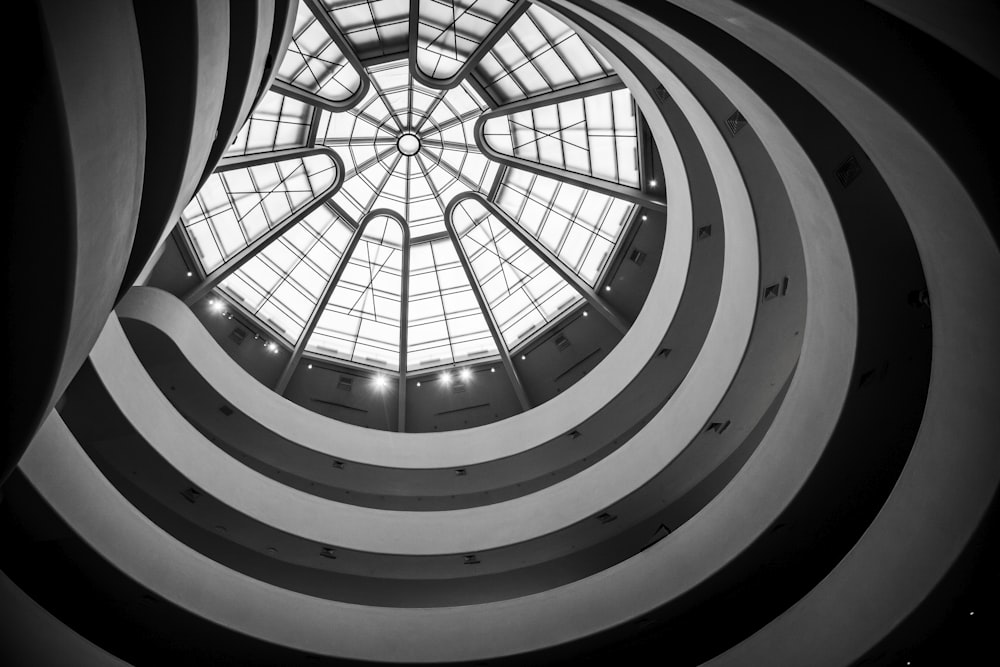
left=706, top=420, right=731, bottom=434
left=629, top=248, right=647, bottom=265
left=218, top=405, right=234, bottom=416
left=181, top=487, right=202, bottom=504
left=726, top=110, right=747, bottom=135
left=597, top=512, right=618, bottom=524
left=836, top=155, right=862, bottom=188
left=228, top=327, right=247, bottom=345
left=554, top=334, right=571, bottom=351
left=319, top=547, right=337, bottom=560
left=337, top=376, right=353, bottom=392
left=655, top=84, right=669, bottom=102
left=697, top=225, right=712, bottom=240
left=463, top=554, right=481, bottom=565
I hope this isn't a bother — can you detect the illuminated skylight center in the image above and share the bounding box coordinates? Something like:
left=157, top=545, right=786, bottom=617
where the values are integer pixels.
left=397, top=132, right=421, bottom=156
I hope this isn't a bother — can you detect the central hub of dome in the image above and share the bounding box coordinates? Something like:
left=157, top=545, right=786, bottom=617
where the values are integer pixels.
left=396, top=132, right=421, bottom=156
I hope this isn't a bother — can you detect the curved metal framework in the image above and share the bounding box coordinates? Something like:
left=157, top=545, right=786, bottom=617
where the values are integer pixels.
left=176, top=2, right=654, bottom=405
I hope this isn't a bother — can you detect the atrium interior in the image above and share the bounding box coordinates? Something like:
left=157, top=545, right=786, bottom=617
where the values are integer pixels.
left=4, top=1, right=998, bottom=665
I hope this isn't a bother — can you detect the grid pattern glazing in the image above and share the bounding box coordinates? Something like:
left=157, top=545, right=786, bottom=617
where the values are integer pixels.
left=415, top=0, right=516, bottom=81
left=218, top=208, right=354, bottom=344
left=225, top=91, right=313, bottom=157
left=495, top=168, right=636, bottom=286
left=277, top=2, right=363, bottom=102
left=186, top=7, right=648, bottom=379
left=408, top=238, right=498, bottom=369
left=453, top=198, right=582, bottom=348
left=305, top=215, right=405, bottom=369
left=474, top=5, right=614, bottom=104
left=182, top=154, right=339, bottom=273
left=321, top=0, right=409, bottom=60
left=482, top=88, right=639, bottom=187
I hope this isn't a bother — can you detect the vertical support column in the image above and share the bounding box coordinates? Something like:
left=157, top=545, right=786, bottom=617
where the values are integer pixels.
left=442, top=204, right=532, bottom=411
left=397, top=232, right=411, bottom=431
left=273, top=214, right=370, bottom=394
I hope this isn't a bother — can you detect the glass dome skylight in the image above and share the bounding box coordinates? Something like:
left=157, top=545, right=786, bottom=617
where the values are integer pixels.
left=179, top=0, right=658, bottom=379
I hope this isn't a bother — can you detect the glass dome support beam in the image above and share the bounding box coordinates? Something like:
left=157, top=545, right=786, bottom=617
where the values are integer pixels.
left=395, top=210, right=412, bottom=432
left=273, top=214, right=372, bottom=395
left=456, top=192, right=629, bottom=335
left=408, top=0, right=531, bottom=91
left=182, top=147, right=345, bottom=306
left=474, top=78, right=667, bottom=212
left=437, top=191, right=532, bottom=412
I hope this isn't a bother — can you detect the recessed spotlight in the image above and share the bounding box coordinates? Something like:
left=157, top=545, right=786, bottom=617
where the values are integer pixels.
left=307, top=363, right=313, bottom=370
left=490, top=367, right=495, bottom=373
left=460, top=368, right=472, bottom=382
left=521, top=354, right=526, bottom=360
left=186, top=271, right=193, bottom=277
left=374, top=374, right=387, bottom=389
left=649, top=179, right=657, bottom=187
left=641, top=215, right=647, bottom=221
left=440, top=372, right=451, bottom=385
left=583, top=311, right=588, bottom=317
left=605, top=285, right=611, bottom=292
left=416, top=381, right=421, bottom=387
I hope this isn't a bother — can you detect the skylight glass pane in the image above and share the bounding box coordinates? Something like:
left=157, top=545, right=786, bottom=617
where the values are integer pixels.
left=474, top=5, right=614, bottom=104
left=416, top=0, right=516, bottom=81
left=321, top=0, right=410, bottom=60
left=494, top=168, right=635, bottom=286
left=277, top=2, right=363, bottom=102
left=225, top=91, right=313, bottom=157
left=453, top=198, right=581, bottom=349
left=306, top=215, right=405, bottom=370
left=218, top=207, right=354, bottom=344
left=408, top=238, right=497, bottom=369
left=483, top=88, right=639, bottom=187
left=182, top=154, right=339, bottom=273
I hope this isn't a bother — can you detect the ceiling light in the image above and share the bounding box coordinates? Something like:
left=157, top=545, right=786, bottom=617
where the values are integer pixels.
left=186, top=271, right=193, bottom=277
left=440, top=372, right=451, bottom=385
left=641, top=215, right=647, bottom=221
left=490, top=367, right=495, bottom=373
left=374, top=374, right=387, bottom=389
left=649, top=179, right=657, bottom=187
left=605, top=285, right=611, bottom=291
left=459, top=368, right=472, bottom=382
left=583, top=311, right=588, bottom=317
left=521, top=354, right=526, bottom=360
left=416, top=381, right=421, bottom=387
left=307, top=364, right=313, bottom=370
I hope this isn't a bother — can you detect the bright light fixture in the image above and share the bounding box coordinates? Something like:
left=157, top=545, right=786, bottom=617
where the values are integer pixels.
left=459, top=368, right=472, bottom=381
left=440, top=372, right=451, bottom=385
